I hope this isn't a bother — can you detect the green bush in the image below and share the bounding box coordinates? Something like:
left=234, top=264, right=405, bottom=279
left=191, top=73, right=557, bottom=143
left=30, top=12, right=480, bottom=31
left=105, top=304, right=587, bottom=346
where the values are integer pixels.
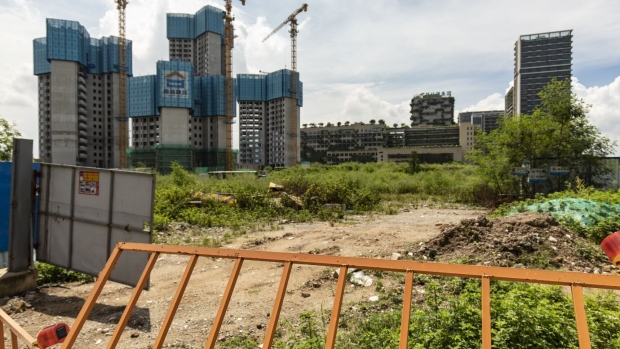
left=272, top=279, right=620, bottom=349
left=36, top=262, right=94, bottom=285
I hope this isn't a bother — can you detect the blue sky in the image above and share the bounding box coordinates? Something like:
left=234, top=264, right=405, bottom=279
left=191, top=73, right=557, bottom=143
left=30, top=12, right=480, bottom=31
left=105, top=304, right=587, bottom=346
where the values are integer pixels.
left=1, top=0, right=619, bottom=156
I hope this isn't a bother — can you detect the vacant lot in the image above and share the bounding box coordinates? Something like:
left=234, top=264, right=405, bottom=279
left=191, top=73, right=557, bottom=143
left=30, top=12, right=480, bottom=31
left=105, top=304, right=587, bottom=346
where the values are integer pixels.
left=3, top=207, right=485, bottom=348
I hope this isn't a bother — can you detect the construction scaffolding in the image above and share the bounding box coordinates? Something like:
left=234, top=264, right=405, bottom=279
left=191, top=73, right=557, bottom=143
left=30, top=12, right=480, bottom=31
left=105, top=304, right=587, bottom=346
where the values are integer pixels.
left=127, top=146, right=236, bottom=174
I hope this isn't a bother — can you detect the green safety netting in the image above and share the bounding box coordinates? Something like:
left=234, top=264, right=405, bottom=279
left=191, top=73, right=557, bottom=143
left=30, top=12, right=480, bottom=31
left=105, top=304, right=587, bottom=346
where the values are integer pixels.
left=510, top=198, right=620, bottom=227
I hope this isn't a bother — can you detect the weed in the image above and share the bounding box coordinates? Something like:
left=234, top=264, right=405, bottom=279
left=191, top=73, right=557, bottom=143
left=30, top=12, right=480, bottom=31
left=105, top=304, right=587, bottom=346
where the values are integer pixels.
left=36, top=263, right=94, bottom=285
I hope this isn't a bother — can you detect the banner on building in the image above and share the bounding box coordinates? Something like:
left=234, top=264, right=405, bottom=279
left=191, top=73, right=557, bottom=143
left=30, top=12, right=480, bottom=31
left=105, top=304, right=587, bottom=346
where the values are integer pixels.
left=163, top=70, right=189, bottom=98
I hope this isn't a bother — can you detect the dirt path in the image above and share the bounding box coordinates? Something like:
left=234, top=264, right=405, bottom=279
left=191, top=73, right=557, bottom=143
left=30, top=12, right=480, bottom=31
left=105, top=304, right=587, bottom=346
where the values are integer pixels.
left=3, top=207, right=485, bottom=348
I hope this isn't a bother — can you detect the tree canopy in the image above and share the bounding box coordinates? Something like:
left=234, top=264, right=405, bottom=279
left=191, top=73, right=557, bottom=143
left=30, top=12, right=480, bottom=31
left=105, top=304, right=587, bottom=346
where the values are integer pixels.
left=0, top=118, right=21, bottom=161
left=468, top=78, right=615, bottom=196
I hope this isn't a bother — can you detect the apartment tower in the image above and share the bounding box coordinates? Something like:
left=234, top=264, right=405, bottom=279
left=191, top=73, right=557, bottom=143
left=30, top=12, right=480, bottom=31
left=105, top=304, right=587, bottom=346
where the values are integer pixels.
left=127, top=6, right=232, bottom=172
left=237, top=71, right=302, bottom=169
left=33, top=19, right=132, bottom=167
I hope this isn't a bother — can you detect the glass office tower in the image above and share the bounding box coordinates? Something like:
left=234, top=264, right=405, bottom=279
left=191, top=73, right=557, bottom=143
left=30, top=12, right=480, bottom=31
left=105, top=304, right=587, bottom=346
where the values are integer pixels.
left=513, top=30, right=572, bottom=115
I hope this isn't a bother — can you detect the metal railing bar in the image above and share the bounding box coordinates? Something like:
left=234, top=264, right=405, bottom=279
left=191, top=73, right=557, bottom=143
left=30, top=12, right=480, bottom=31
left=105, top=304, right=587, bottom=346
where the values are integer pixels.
left=107, top=251, right=160, bottom=349
left=61, top=247, right=123, bottom=349
left=153, top=254, right=198, bottom=349
left=10, top=333, right=17, bottom=349
left=325, top=266, right=348, bottom=349
left=0, top=323, right=5, bottom=349
left=204, top=257, right=244, bottom=349
left=399, top=270, right=414, bottom=349
left=263, top=261, right=293, bottom=349
left=482, top=276, right=491, bottom=349
left=117, top=243, right=620, bottom=290
left=571, top=284, right=592, bottom=349
left=0, top=309, right=38, bottom=348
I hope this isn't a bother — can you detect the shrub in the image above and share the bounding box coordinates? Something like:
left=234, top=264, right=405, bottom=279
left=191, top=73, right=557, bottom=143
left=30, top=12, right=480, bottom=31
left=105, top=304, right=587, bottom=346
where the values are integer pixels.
left=272, top=279, right=620, bottom=349
left=36, top=263, right=94, bottom=285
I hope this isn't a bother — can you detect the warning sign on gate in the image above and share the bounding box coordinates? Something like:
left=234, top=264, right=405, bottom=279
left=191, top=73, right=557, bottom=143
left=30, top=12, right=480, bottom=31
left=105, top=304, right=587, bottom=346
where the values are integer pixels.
left=79, top=171, right=100, bottom=196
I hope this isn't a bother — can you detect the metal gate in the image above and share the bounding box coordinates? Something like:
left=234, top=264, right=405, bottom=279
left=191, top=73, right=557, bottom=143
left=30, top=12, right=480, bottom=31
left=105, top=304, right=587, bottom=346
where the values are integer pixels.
left=37, top=164, right=154, bottom=287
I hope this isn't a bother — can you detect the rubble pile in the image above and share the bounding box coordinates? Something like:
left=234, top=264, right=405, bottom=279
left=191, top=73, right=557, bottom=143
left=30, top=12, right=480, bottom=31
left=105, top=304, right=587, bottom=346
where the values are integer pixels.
left=412, top=212, right=615, bottom=273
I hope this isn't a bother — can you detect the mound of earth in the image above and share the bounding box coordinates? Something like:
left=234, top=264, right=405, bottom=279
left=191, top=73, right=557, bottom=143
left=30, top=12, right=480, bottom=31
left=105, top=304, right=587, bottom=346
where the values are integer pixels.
left=411, top=212, right=616, bottom=273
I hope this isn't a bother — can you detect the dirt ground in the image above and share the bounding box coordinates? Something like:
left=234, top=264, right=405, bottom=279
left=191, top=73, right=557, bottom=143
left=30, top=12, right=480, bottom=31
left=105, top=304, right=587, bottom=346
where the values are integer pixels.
left=2, top=207, right=486, bottom=348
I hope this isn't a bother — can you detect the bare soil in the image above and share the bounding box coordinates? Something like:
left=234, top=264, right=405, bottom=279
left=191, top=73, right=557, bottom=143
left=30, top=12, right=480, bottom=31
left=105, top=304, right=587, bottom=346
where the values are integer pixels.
left=2, top=208, right=617, bottom=348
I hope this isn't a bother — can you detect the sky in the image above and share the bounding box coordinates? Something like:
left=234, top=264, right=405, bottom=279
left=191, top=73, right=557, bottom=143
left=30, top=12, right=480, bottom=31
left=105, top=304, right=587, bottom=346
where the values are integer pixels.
left=1, top=0, right=619, bottom=157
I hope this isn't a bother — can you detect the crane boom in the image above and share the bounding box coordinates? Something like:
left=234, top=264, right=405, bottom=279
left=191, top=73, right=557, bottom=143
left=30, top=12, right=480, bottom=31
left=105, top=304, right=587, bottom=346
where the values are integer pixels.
left=262, top=4, right=308, bottom=43
left=262, top=3, right=308, bottom=167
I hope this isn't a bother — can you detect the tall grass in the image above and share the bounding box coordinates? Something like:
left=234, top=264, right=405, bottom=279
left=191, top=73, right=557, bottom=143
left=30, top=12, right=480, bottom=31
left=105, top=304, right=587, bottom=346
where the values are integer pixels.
left=153, top=162, right=486, bottom=232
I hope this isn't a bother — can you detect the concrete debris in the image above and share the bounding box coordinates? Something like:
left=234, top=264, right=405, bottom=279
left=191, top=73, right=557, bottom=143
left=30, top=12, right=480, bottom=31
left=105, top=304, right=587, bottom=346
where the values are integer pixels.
left=349, top=271, right=373, bottom=287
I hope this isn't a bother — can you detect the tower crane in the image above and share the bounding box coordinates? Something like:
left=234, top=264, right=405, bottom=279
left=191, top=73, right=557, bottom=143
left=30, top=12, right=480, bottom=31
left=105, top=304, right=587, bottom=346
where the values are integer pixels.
left=262, top=3, right=308, bottom=167
left=115, top=0, right=128, bottom=168
left=223, top=0, right=247, bottom=171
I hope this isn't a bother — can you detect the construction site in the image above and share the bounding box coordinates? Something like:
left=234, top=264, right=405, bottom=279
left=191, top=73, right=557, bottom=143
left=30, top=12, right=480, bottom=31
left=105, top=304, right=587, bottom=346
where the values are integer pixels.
left=34, top=0, right=304, bottom=174
left=3, top=0, right=620, bottom=348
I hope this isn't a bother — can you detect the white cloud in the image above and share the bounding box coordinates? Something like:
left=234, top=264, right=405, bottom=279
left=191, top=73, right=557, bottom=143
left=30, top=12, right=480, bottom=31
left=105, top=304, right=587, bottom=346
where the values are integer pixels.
left=574, top=77, right=620, bottom=156
left=340, top=85, right=410, bottom=126
left=459, top=93, right=505, bottom=113
left=298, top=84, right=410, bottom=127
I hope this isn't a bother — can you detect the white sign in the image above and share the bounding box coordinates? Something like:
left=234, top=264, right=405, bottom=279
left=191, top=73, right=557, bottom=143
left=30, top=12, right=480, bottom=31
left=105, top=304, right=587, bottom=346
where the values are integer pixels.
left=163, top=70, right=189, bottom=98
left=549, top=166, right=570, bottom=176
left=528, top=168, right=547, bottom=182
left=510, top=167, right=529, bottom=176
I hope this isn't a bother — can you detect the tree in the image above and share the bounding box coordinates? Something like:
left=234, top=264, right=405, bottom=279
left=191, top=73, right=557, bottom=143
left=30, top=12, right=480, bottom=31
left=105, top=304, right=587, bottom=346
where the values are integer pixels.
left=326, top=122, right=334, bottom=127
left=309, top=123, right=316, bottom=127
left=407, top=151, right=421, bottom=174
left=0, top=118, right=21, bottom=161
left=302, top=123, right=307, bottom=128
left=344, top=121, right=350, bottom=126
left=468, top=78, right=615, bottom=195
left=369, top=119, right=376, bottom=124
left=393, top=123, right=399, bottom=128
left=378, top=119, right=386, bottom=125
left=318, top=122, right=324, bottom=127
left=337, top=121, right=342, bottom=127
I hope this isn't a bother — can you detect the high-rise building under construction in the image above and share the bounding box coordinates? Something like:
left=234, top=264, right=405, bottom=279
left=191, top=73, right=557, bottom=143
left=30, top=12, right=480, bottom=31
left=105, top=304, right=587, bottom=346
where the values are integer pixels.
left=127, top=5, right=234, bottom=172
left=236, top=71, right=302, bottom=169
left=33, top=19, right=132, bottom=167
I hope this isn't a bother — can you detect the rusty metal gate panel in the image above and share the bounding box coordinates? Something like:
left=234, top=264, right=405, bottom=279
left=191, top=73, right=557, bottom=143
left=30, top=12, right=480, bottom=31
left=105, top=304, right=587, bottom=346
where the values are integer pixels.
left=1, top=243, right=619, bottom=348
left=37, top=164, right=154, bottom=287
left=53, top=243, right=620, bottom=349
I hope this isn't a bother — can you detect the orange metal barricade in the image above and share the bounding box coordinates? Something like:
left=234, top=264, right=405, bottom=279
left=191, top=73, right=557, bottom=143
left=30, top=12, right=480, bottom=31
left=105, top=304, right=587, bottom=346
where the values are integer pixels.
left=5, top=242, right=620, bottom=348
left=0, top=308, right=39, bottom=349
left=57, top=242, right=620, bottom=349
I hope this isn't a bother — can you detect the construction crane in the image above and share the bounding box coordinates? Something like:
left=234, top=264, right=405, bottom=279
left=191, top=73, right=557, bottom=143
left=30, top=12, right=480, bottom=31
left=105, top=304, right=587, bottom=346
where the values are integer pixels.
left=223, top=1, right=247, bottom=171
left=115, top=0, right=128, bottom=168
left=262, top=3, right=308, bottom=167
